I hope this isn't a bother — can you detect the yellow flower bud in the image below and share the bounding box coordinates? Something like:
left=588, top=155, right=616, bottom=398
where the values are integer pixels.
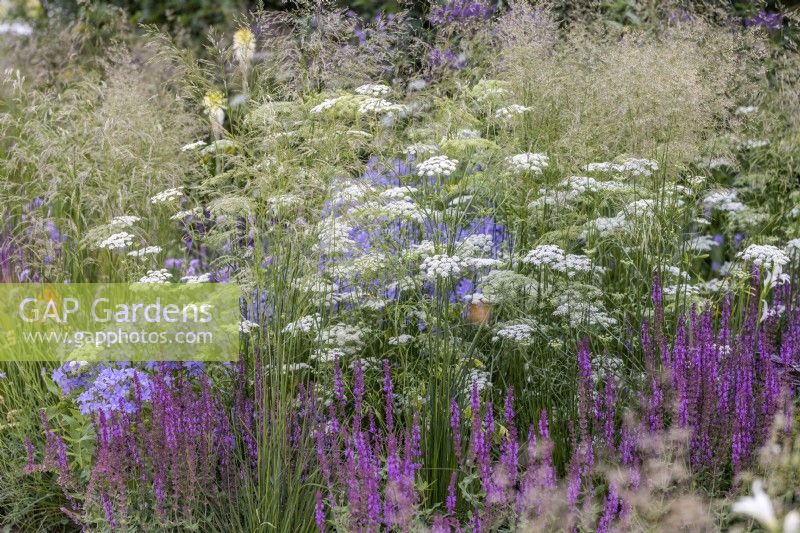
left=233, top=27, right=256, bottom=65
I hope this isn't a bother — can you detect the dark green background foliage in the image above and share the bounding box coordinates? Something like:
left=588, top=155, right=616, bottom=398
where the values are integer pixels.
left=30, top=1, right=799, bottom=35
left=38, top=0, right=412, bottom=35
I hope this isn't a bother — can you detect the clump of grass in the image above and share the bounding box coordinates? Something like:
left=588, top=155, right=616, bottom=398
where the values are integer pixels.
left=495, top=1, right=766, bottom=164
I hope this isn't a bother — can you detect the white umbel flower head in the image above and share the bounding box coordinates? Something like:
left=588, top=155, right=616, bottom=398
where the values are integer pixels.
left=110, top=215, right=141, bottom=228
left=507, top=152, right=549, bottom=175
left=380, top=186, right=418, bottom=201
left=310, top=97, right=345, bottom=114
left=404, top=143, right=439, bottom=157
left=735, top=105, right=758, bottom=115
left=495, top=104, right=531, bottom=120
left=358, top=98, right=406, bottom=115
left=457, top=234, right=494, bottom=257
left=239, top=319, right=259, bottom=333
left=388, top=334, right=414, bottom=346
left=171, top=207, right=204, bottom=221
left=282, top=314, right=322, bottom=334
left=127, top=246, right=162, bottom=259
left=457, top=129, right=481, bottom=139
left=151, top=187, right=184, bottom=205
left=355, top=83, right=391, bottom=97
left=138, top=269, right=172, bottom=284
left=421, top=254, right=466, bottom=281
left=741, top=139, right=769, bottom=150
left=377, top=200, right=424, bottom=222
left=558, top=254, right=605, bottom=277
left=181, top=273, right=212, bottom=283
left=738, top=244, right=789, bottom=270
left=786, top=239, right=800, bottom=259
left=97, top=232, right=134, bottom=250
left=0, top=21, right=33, bottom=36
left=318, top=324, right=368, bottom=354
left=466, top=369, right=491, bottom=393
left=583, top=157, right=658, bottom=177
left=417, top=155, right=458, bottom=178
left=310, top=348, right=347, bottom=364
left=553, top=301, right=617, bottom=328
left=523, top=245, right=565, bottom=267
left=589, top=215, right=629, bottom=235
left=180, top=140, right=207, bottom=152
left=703, top=190, right=746, bottom=213
left=686, top=235, right=718, bottom=252
left=492, top=323, right=536, bottom=344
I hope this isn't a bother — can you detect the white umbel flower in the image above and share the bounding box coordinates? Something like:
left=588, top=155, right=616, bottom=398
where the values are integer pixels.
left=181, top=273, right=212, bottom=283
left=465, top=257, right=501, bottom=270
left=138, top=269, right=172, bottom=284
left=421, top=254, right=466, bottom=280
left=786, top=239, right=800, bottom=259
left=97, top=232, right=134, bottom=250
left=283, top=314, right=322, bottom=334
left=310, top=348, right=347, bottom=364
left=561, top=176, right=603, bottom=193
left=318, top=324, right=368, bottom=354
left=663, top=284, right=702, bottom=297
left=388, top=334, right=414, bottom=346
left=495, top=104, right=531, bottom=119
left=686, top=235, right=718, bottom=252
left=523, top=245, right=565, bottom=267
left=358, top=98, right=406, bottom=115
left=180, top=140, right=207, bottom=152
left=618, top=199, right=656, bottom=218
left=528, top=190, right=581, bottom=210
left=310, top=97, right=345, bottom=114
left=457, top=234, right=494, bottom=257
left=583, top=158, right=659, bottom=177
left=507, top=152, right=549, bottom=175
left=738, top=244, right=789, bottom=270
left=741, top=139, right=769, bottom=150
left=314, top=218, right=357, bottom=255
left=553, top=301, right=616, bottom=327
left=171, top=207, right=204, bottom=221
left=384, top=200, right=424, bottom=222
left=492, top=323, right=536, bottom=343
left=735, top=105, right=758, bottom=115
left=457, top=129, right=481, bottom=139
left=355, top=83, right=391, bottom=96
left=150, top=187, right=184, bottom=205
left=404, top=143, right=439, bottom=157
left=0, top=21, right=33, bottom=36
left=380, top=186, right=418, bottom=201
left=704, top=190, right=746, bottom=213
left=416, top=155, right=458, bottom=178
left=466, top=369, right=491, bottom=393
left=239, top=319, right=259, bottom=333
left=127, top=246, right=162, bottom=259
left=589, top=216, right=629, bottom=235
left=110, top=216, right=141, bottom=228
left=558, top=254, right=605, bottom=277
